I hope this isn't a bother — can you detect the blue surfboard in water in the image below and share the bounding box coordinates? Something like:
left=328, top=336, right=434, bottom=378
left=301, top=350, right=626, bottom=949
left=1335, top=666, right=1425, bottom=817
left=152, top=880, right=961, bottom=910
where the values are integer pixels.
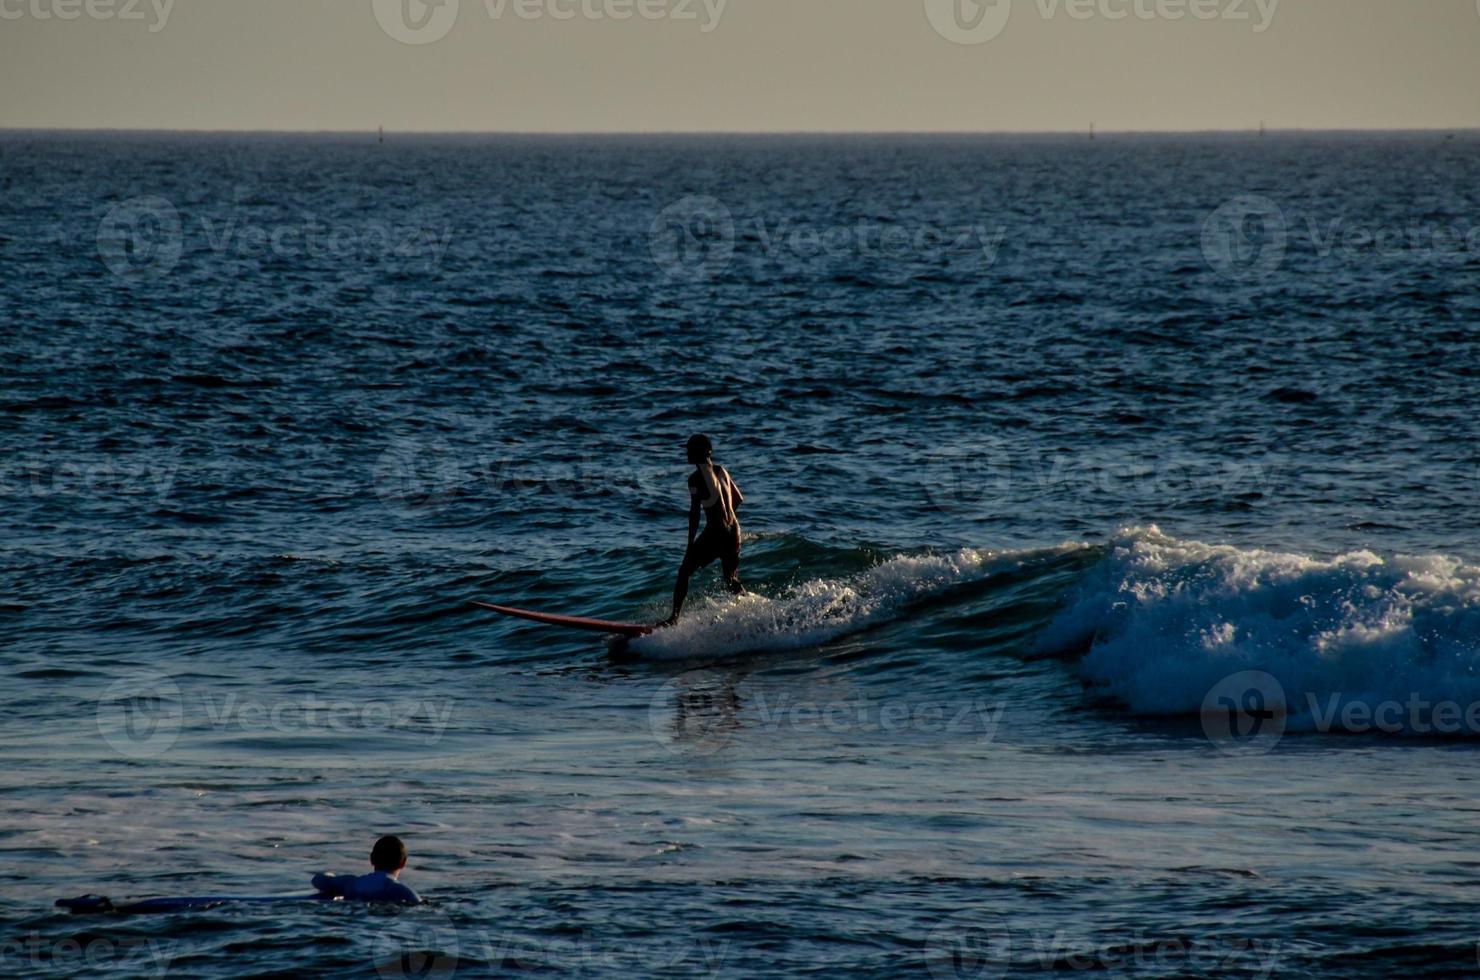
left=57, top=894, right=332, bottom=914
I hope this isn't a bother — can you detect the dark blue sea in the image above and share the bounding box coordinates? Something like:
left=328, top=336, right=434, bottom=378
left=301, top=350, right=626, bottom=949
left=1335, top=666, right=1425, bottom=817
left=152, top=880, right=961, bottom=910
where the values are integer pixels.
left=3, top=131, right=1480, bottom=978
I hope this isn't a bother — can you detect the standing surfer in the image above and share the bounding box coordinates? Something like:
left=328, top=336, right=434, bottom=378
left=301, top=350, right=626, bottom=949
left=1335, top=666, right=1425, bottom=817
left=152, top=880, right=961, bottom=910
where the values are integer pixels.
left=661, top=435, right=745, bottom=627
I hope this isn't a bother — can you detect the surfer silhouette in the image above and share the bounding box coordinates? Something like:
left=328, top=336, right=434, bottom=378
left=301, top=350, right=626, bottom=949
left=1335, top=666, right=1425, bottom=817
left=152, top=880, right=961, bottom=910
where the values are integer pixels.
left=311, top=835, right=421, bottom=905
left=661, top=434, right=745, bottom=627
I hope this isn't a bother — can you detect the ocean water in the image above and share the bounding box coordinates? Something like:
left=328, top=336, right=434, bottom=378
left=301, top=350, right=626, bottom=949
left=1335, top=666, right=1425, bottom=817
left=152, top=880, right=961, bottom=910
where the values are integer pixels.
left=2, top=131, right=1480, bottom=977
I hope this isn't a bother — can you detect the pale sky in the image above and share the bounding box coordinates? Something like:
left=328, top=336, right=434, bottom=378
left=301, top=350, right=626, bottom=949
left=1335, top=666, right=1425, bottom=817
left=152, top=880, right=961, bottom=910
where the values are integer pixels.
left=1, top=0, right=1477, bottom=132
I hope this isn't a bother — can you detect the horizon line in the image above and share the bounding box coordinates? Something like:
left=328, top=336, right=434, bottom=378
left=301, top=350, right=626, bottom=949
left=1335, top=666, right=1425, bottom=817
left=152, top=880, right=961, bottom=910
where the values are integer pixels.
left=3, top=125, right=1478, bottom=138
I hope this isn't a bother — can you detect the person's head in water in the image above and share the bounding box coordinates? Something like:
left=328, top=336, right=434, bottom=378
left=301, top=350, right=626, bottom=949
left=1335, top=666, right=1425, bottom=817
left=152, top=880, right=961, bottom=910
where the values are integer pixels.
left=371, top=835, right=407, bottom=875
left=686, top=434, right=713, bottom=465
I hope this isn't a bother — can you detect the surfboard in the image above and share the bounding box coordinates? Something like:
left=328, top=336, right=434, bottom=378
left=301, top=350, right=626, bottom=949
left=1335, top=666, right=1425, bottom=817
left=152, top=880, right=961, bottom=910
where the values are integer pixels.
left=57, top=894, right=328, bottom=915
left=468, top=600, right=654, bottom=638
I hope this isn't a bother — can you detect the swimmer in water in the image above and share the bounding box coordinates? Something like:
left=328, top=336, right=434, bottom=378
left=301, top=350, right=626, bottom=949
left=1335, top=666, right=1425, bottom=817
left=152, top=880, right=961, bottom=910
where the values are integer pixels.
left=311, top=835, right=421, bottom=905
left=660, top=434, right=745, bottom=627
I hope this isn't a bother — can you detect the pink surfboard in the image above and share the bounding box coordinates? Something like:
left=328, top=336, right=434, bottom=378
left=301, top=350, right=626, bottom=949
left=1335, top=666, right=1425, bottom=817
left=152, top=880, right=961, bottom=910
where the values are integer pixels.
left=469, top=600, right=654, bottom=638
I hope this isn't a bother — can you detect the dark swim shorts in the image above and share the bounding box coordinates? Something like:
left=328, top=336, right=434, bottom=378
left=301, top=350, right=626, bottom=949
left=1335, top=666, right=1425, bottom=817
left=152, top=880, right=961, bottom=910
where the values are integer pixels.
left=684, top=522, right=741, bottom=578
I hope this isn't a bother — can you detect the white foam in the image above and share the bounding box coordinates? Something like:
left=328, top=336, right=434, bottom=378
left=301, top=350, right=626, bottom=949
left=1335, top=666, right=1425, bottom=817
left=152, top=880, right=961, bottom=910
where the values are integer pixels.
left=1041, top=527, right=1480, bottom=732
left=631, top=549, right=994, bottom=661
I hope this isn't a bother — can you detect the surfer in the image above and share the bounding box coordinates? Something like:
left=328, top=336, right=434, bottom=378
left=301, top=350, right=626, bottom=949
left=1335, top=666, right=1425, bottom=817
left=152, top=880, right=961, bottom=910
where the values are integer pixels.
left=311, top=835, right=421, bottom=905
left=57, top=835, right=422, bottom=914
left=660, top=434, right=745, bottom=627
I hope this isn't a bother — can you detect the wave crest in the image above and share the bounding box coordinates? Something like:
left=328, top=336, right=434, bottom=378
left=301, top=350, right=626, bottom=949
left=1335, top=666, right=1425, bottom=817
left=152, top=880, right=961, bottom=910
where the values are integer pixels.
left=632, top=548, right=995, bottom=661
left=1040, top=527, right=1480, bottom=731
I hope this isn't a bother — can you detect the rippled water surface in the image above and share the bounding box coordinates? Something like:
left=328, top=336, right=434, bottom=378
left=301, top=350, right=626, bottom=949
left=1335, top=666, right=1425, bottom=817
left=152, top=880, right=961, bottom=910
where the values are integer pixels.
left=3, top=132, right=1480, bottom=977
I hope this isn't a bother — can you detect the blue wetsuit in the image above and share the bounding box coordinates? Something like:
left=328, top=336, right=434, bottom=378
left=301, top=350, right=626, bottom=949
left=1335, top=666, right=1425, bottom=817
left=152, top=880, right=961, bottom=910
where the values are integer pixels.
left=311, top=870, right=420, bottom=905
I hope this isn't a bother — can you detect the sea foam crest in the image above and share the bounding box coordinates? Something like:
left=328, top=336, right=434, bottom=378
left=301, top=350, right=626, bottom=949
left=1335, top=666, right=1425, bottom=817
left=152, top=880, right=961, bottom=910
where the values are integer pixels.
left=1040, top=527, right=1480, bottom=731
left=632, top=548, right=993, bottom=661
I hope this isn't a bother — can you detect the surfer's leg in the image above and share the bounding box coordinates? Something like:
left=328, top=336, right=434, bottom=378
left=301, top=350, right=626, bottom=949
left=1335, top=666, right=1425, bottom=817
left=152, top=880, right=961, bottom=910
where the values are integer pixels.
left=666, top=537, right=719, bottom=624
left=668, top=560, right=694, bottom=624
left=721, top=530, right=744, bottom=595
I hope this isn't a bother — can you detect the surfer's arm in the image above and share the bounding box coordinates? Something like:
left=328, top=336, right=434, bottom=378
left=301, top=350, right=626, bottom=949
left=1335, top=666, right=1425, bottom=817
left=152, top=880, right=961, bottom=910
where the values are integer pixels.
left=716, top=465, right=742, bottom=510
left=311, top=873, right=347, bottom=897
left=388, top=881, right=422, bottom=905
left=687, top=496, right=701, bottom=543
